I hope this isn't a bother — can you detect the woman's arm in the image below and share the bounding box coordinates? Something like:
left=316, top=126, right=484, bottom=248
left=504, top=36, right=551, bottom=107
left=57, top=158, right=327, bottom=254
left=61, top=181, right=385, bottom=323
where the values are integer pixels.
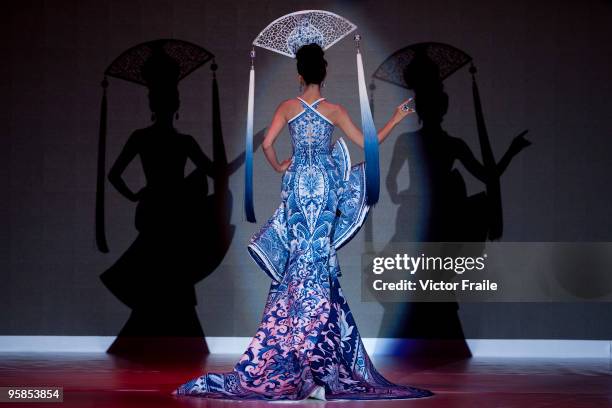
left=455, top=130, right=531, bottom=183
left=453, top=138, right=490, bottom=183
left=185, top=135, right=216, bottom=177
left=334, top=100, right=413, bottom=148
left=386, top=136, right=408, bottom=204
left=107, top=132, right=141, bottom=202
left=496, top=130, right=531, bottom=175
left=262, top=102, right=291, bottom=173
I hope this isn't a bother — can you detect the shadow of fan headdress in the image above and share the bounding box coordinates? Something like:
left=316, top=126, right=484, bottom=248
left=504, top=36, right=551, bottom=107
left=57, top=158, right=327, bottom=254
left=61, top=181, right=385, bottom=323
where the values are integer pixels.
left=96, top=39, right=214, bottom=253
left=365, top=42, right=530, bottom=356
left=373, top=42, right=506, bottom=240
left=373, top=42, right=472, bottom=88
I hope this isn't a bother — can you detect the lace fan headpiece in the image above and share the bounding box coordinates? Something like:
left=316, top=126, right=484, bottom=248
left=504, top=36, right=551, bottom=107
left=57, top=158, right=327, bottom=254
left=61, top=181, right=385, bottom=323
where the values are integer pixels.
left=244, top=10, right=379, bottom=222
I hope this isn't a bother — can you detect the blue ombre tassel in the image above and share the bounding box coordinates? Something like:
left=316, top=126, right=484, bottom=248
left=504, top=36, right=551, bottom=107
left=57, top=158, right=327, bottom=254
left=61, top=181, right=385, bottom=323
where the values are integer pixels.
left=355, top=36, right=379, bottom=205
left=244, top=50, right=256, bottom=222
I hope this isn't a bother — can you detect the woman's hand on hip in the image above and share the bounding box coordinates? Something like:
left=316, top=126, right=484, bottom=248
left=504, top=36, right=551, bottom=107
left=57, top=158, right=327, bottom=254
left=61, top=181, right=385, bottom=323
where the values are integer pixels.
left=276, top=158, right=292, bottom=173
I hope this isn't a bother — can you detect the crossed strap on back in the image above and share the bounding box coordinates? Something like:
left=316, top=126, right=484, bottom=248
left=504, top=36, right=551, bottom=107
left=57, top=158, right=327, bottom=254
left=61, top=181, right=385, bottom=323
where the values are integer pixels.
left=291, top=97, right=333, bottom=125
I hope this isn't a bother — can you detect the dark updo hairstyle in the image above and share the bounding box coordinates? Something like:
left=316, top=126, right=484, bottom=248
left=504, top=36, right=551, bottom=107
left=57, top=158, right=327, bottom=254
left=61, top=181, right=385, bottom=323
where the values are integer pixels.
left=142, top=47, right=181, bottom=115
left=402, top=52, right=448, bottom=124
left=296, top=43, right=327, bottom=85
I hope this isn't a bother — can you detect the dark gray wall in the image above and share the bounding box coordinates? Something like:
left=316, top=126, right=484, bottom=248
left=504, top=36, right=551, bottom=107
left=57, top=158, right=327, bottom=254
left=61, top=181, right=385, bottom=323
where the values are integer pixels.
left=1, top=0, right=611, bottom=339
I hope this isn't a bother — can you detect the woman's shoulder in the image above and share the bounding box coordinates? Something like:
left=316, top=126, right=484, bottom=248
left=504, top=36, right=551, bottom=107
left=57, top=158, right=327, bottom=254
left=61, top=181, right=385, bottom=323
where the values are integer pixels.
left=276, top=98, right=344, bottom=122
left=318, top=100, right=346, bottom=123
left=124, top=127, right=149, bottom=144
left=320, top=100, right=343, bottom=112
left=133, top=126, right=192, bottom=138
left=274, top=99, right=299, bottom=118
left=278, top=98, right=341, bottom=109
left=278, top=98, right=300, bottom=108
left=131, top=127, right=149, bottom=136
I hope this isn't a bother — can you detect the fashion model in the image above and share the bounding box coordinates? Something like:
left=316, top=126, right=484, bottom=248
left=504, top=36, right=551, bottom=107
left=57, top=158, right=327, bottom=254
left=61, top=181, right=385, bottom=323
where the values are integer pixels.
left=174, top=11, right=433, bottom=401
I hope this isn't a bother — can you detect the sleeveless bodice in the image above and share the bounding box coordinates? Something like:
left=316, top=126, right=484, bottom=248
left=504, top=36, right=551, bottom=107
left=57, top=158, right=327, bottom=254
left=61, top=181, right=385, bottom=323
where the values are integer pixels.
left=287, top=97, right=334, bottom=159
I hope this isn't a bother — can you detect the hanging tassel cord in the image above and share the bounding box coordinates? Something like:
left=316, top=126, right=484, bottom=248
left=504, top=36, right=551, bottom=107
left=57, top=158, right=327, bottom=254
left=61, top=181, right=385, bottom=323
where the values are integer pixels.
left=211, top=60, right=228, bottom=170
left=369, top=80, right=376, bottom=119
left=244, top=48, right=256, bottom=222
left=355, top=35, right=380, bottom=206
left=210, top=60, right=229, bottom=195
left=364, top=79, right=376, bottom=249
left=95, top=77, right=110, bottom=253
left=470, top=64, right=496, bottom=168
left=470, top=63, right=503, bottom=240
left=211, top=60, right=229, bottom=194
left=210, top=59, right=233, bottom=249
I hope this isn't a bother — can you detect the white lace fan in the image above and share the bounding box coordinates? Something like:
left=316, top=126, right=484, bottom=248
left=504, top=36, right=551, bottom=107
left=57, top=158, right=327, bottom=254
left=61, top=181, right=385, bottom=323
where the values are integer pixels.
left=253, top=10, right=356, bottom=57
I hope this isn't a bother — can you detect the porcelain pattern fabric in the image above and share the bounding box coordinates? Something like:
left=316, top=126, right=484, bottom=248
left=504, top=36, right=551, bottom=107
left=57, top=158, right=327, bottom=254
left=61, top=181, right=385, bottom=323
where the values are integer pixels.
left=174, top=98, right=433, bottom=401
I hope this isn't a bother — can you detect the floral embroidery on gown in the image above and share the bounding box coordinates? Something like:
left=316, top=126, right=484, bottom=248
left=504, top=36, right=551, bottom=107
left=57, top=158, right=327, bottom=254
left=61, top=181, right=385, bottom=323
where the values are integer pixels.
left=174, top=97, right=433, bottom=401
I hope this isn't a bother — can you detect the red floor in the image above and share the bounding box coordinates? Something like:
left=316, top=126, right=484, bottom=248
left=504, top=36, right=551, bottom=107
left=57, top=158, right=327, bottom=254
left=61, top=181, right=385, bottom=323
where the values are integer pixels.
left=0, top=352, right=611, bottom=407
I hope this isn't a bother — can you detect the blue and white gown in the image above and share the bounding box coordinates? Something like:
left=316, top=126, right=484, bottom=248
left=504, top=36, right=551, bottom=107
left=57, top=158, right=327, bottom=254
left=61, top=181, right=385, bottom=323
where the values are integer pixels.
left=174, top=97, right=433, bottom=401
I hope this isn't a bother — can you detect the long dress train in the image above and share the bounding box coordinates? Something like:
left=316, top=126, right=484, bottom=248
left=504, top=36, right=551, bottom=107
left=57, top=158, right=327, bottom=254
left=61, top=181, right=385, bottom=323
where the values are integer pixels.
left=174, top=97, right=433, bottom=400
